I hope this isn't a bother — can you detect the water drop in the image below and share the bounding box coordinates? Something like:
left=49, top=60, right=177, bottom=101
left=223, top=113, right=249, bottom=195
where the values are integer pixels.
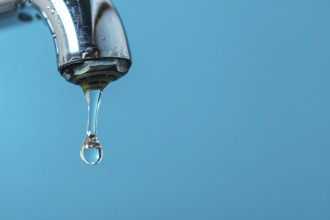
left=80, top=89, right=104, bottom=165
left=81, top=135, right=103, bottom=165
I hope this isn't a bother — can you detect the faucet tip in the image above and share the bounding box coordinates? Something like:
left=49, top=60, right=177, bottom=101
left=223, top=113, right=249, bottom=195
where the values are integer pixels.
left=61, top=57, right=131, bottom=91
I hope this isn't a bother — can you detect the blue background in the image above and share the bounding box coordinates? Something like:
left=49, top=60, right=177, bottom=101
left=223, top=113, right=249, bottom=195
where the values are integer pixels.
left=0, top=0, right=329, bottom=219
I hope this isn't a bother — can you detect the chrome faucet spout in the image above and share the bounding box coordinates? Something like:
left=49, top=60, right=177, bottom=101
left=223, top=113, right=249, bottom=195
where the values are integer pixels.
left=0, top=0, right=131, bottom=89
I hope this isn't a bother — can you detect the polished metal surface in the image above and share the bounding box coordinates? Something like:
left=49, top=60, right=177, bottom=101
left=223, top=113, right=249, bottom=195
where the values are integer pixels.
left=0, top=0, right=131, bottom=86
left=0, top=0, right=15, bottom=15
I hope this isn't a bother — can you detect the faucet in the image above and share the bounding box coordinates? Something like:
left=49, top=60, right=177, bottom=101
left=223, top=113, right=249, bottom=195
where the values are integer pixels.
left=0, top=0, right=131, bottom=91
left=0, top=0, right=132, bottom=165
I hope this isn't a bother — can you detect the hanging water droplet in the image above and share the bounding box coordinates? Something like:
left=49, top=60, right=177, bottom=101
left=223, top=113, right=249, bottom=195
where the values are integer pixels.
left=81, top=135, right=103, bottom=165
left=80, top=89, right=104, bottom=165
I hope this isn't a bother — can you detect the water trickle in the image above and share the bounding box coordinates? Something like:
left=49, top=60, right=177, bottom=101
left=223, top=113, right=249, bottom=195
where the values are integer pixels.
left=80, top=89, right=103, bottom=165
